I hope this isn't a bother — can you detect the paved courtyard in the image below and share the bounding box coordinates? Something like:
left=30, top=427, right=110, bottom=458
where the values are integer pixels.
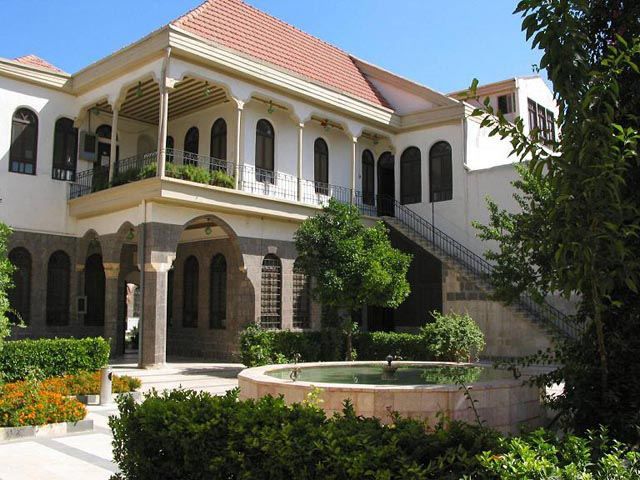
left=0, top=359, right=243, bottom=480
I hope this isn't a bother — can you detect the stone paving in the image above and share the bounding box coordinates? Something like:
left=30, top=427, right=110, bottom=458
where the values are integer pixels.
left=0, top=359, right=243, bottom=480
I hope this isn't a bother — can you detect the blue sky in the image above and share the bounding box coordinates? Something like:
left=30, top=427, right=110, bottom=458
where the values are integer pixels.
left=0, top=0, right=543, bottom=93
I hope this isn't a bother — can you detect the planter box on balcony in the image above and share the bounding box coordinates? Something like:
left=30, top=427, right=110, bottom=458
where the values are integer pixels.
left=0, top=419, right=94, bottom=443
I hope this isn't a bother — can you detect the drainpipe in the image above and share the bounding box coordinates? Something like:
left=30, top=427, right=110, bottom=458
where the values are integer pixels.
left=137, top=200, right=146, bottom=368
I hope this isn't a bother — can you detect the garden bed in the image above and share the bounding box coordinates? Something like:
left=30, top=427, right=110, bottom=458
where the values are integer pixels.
left=0, top=419, right=93, bottom=443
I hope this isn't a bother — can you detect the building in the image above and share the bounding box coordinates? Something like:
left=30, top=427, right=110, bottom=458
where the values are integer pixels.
left=0, top=0, right=563, bottom=367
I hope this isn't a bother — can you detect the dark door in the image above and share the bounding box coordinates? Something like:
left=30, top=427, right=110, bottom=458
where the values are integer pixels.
left=377, top=151, right=395, bottom=216
left=367, top=305, right=395, bottom=332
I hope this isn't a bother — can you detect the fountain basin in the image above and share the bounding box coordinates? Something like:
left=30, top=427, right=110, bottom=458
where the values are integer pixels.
left=238, top=361, right=544, bottom=434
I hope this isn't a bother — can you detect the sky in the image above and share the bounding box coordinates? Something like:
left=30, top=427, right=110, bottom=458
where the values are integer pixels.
left=0, top=0, right=544, bottom=94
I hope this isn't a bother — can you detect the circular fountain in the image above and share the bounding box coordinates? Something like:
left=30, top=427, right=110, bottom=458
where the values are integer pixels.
left=238, top=361, right=544, bottom=434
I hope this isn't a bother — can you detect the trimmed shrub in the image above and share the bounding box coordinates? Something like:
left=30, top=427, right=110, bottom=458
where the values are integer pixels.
left=0, top=337, right=110, bottom=382
left=420, top=311, right=485, bottom=362
left=0, top=379, right=86, bottom=427
left=41, top=371, right=141, bottom=396
left=110, top=388, right=501, bottom=480
left=179, top=164, right=211, bottom=184
left=353, top=331, right=431, bottom=360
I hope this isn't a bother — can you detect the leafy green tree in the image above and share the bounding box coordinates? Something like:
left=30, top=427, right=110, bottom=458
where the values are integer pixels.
left=0, top=223, right=14, bottom=351
left=468, top=1, right=640, bottom=439
left=294, top=199, right=412, bottom=359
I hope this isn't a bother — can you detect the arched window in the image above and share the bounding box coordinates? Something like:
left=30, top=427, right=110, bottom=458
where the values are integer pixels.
left=429, top=141, right=453, bottom=202
left=400, top=146, right=422, bottom=205
left=52, top=117, right=77, bottom=181
left=209, top=254, right=227, bottom=329
left=292, top=259, right=311, bottom=329
left=166, top=136, right=175, bottom=163
left=8, top=248, right=31, bottom=324
left=210, top=118, right=227, bottom=161
left=84, top=254, right=105, bottom=326
left=46, top=251, right=70, bottom=325
left=377, top=151, right=395, bottom=216
left=95, top=124, right=112, bottom=139
left=184, top=127, right=199, bottom=165
left=10, top=108, right=38, bottom=175
left=362, top=149, right=375, bottom=206
left=314, top=138, right=329, bottom=194
left=255, top=119, right=274, bottom=183
left=183, top=255, right=199, bottom=327
left=137, top=134, right=154, bottom=155
left=260, top=254, right=281, bottom=329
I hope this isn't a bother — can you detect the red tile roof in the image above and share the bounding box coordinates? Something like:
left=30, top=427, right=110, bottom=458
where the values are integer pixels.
left=172, top=0, right=390, bottom=108
left=13, top=54, right=66, bottom=74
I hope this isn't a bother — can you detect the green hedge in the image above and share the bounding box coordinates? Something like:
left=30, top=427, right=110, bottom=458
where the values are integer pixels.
left=239, top=313, right=485, bottom=367
left=0, top=337, right=110, bottom=382
left=110, top=389, right=501, bottom=480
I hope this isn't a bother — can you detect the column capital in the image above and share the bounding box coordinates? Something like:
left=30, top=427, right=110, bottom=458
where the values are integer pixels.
left=103, top=263, right=120, bottom=279
left=298, top=122, right=305, bottom=130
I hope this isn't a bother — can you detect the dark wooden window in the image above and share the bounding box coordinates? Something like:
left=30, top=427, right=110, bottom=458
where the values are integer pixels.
left=377, top=151, right=395, bottom=216
left=210, top=118, right=227, bottom=160
left=10, top=108, right=38, bottom=175
left=497, top=94, right=515, bottom=114
left=183, top=255, right=199, bottom=327
left=209, top=254, right=227, bottom=329
left=8, top=247, right=31, bottom=324
left=167, top=265, right=174, bottom=325
left=292, top=259, right=311, bottom=329
left=184, top=127, right=199, bottom=165
left=84, top=253, right=105, bottom=326
left=429, top=141, right=452, bottom=202
left=260, top=254, right=281, bottom=329
left=255, top=119, right=275, bottom=183
left=52, top=117, right=78, bottom=181
left=362, top=149, right=375, bottom=206
left=314, top=137, right=329, bottom=194
left=527, top=98, right=555, bottom=142
left=46, top=251, right=70, bottom=326
left=400, top=146, right=421, bottom=205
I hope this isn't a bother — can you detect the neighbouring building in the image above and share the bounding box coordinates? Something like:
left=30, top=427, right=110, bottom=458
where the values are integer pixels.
left=0, top=0, right=566, bottom=367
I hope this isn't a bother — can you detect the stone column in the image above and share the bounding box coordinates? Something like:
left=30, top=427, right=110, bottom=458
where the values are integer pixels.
left=108, top=108, right=119, bottom=183
left=297, top=122, right=304, bottom=201
left=234, top=101, right=244, bottom=189
left=103, top=263, right=121, bottom=357
left=138, top=222, right=182, bottom=368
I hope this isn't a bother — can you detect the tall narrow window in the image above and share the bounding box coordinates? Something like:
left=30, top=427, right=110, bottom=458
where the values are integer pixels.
left=166, top=136, right=175, bottom=163
left=255, top=119, right=274, bottom=183
left=167, top=264, right=175, bottom=325
left=400, top=146, right=421, bottom=205
left=184, top=127, right=199, bottom=166
left=362, top=149, right=375, bottom=206
left=84, top=254, right=105, bottom=326
left=10, top=108, right=38, bottom=175
left=46, top=251, right=70, bottom=325
left=260, top=254, right=281, bottom=329
left=210, top=118, right=227, bottom=161
left=314, top=138, right=329, bottom=194
left=377, top=151, right=395, bottom=216
left=528, top=99, right=538, bottom=131
left=209, top=254, right=227, bottom=329
left=183, top=255, right=199, bottom=327
left=429, top=142, right=453, bottom=202
left=292, top=259, right=311, bottom=329
left=52, top=117, right=77, bottom=181
left=8, top=248, right=31, bottom=324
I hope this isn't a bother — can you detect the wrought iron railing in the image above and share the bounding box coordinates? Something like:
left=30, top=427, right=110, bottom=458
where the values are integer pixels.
left=366, top=195, right=581, bottom=339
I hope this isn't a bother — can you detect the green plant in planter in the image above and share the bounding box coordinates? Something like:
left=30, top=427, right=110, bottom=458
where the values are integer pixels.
left=420, top=311, right=485, bottom=362
left=210, top=170, right=235, bottom=188
left=179, top=164, right=211, bottom=184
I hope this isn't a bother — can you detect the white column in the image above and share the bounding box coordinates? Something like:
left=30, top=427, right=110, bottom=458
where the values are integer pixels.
left=297, top=122, right=304, bottom=201
left=351, top=136, right=357, bottom=203
left=156, top=81, right=169, bottom=178
left=108, top=108, right=119, bottom=183
left=234, top=102, right=244, bottom=189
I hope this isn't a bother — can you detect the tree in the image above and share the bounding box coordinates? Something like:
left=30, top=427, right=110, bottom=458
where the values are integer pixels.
left=0, top=223, right=14, bottom=351
left=468, top=1, right=640, bottom=439
left=294, top=199, right=412, bottom=359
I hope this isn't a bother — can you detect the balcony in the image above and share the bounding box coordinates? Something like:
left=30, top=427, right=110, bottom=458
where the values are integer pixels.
left=68, top=148, right=379, bottom=216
